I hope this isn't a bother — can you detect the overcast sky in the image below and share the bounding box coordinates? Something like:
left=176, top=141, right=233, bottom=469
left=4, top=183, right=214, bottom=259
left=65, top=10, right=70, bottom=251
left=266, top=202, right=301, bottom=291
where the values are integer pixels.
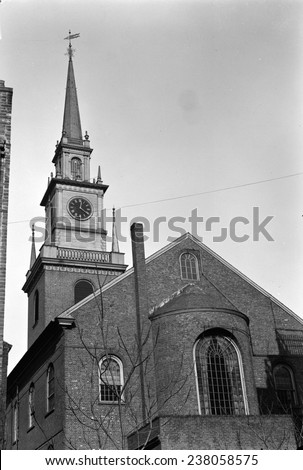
left=1, top=0, right=303, bottom=371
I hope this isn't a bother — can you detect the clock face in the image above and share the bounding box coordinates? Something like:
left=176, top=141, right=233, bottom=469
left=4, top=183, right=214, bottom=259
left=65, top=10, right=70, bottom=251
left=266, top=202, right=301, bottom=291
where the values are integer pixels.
left=68, top=197, right=93, bottom=220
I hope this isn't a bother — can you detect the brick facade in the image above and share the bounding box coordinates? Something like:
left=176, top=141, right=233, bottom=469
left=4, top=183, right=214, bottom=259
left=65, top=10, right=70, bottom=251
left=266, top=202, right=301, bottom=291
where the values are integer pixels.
left=6, top=322, right=66, bottom=449
left=6, top=229, right=303, bottom=449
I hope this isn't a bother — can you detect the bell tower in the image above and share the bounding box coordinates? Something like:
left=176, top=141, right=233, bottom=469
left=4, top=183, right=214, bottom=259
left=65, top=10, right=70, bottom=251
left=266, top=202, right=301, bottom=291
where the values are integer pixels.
left=23, top=33, right=127, bottom=348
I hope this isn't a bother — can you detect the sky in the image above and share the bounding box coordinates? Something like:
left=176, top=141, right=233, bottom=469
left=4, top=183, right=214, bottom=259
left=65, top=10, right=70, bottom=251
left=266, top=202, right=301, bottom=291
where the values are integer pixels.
left=1, top=0, right=303, bottom=372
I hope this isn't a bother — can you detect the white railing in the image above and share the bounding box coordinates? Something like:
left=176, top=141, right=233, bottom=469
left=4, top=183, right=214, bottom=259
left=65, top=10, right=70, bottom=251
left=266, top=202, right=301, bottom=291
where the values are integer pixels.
left=57, top=248, right=111, bottom=263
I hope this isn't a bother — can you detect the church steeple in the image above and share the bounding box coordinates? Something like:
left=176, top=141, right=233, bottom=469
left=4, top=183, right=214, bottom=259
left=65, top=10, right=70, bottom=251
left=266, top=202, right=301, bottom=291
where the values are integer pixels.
left=52, top=32, right=92, bottom=181
left=62, top=44, right=83, bottom=143
left=23, top=33, right=127, bottom=350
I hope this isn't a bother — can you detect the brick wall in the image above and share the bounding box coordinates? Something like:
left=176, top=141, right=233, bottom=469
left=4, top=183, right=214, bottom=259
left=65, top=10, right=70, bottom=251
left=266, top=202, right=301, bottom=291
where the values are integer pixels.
left=6, top=324, right=66, bottom=450
left=60, top=234, right=303, bottom=449
left=159, top=415, right=297, bottom=449
left=27, top=265, right=121, bottom=348
left=7, top=231, right=303, bottom=449
left=0, top=80, right=13, bottom=449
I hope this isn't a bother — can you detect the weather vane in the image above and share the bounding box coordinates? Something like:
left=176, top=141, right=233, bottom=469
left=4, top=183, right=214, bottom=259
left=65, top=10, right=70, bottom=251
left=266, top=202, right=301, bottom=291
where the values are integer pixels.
left=64, top=30, right=80, bottom=59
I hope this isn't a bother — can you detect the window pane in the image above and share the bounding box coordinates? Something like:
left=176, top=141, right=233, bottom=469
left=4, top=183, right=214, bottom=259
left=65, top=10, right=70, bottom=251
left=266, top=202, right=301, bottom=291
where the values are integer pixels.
left=275, top=367, right=292, bottom=390
left=196, top=335, right=245, bottom=416
left=99, top=357, right=123, bottom=402
left=274, top=365, right=296, bottom=413
left=180, top=253, right=198, bottom=280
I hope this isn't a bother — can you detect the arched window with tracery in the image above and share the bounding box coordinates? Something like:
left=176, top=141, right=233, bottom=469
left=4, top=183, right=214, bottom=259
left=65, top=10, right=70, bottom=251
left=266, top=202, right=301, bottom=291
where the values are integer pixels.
left=180, top=252, right=199, bottom=280
left=195, top=332, right=247, bottom=415
left=74, top=280, right=94, bottom=304
left=71, top=157, right=82, bottom=180
left=273, top=364, right=297, bottom=413
left=99, top=356, right=124, bottom=403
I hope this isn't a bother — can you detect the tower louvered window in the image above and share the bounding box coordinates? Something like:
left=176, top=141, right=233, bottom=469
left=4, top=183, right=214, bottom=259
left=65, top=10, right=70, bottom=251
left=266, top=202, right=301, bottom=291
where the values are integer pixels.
left=71, top=157, right=82, bottom=179
left=180, top=253, right=199, bottom=280
left=99, top=356, right=124, bottom=403
left=195, top=333, right=247, bottom=415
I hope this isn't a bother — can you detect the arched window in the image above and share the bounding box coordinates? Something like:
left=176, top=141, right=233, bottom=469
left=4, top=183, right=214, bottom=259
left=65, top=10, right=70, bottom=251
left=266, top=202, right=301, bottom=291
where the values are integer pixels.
left=180, top=253, right=199, bottom=280
left=99, top=356, right=124, bottom=403
left=71, top=157, right=82, bottom=180
left=33, top=290, right=39, bottom=325
left=28, top=383, right=35, bottom=428
left=273, top=364, right=297, bottom=413
left=195, top=332, right=247, bottom=415
left=46, top=364, right=55, bottom=413
left=74, top=280, right=94, bottom=304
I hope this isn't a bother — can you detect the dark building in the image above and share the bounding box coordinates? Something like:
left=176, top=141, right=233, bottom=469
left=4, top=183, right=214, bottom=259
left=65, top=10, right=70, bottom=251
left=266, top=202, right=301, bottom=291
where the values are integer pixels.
left=0, top=80, right=13, bottom=449
left=5, top=44, right=303, bottom=450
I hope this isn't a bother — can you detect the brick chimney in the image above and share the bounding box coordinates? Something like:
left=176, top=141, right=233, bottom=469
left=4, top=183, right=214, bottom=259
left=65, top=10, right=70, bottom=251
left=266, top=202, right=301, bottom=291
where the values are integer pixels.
left=131, top=223, right=148, bottom=422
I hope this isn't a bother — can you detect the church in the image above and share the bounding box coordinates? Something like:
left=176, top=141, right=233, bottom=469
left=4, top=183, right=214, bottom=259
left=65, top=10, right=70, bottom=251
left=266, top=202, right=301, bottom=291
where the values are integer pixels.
left=5, top=36, right=303, bottom=450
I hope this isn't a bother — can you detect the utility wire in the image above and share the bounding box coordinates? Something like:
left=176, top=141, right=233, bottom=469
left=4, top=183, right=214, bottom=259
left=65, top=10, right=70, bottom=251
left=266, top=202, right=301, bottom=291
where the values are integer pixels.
left=7, top=171, right=303, bottom=225
left=119, top=171, right=303, bottom=209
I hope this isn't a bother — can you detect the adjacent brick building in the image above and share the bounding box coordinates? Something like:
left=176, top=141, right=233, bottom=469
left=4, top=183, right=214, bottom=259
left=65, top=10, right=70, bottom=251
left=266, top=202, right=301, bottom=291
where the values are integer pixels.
left=5, top=43, right=303, bottom=450
left=0, top=80, right=13, bottom=449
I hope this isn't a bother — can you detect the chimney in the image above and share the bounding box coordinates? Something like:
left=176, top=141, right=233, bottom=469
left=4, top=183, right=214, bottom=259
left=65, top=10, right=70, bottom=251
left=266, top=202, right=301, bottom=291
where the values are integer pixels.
left=130, top=223, right=148, bottom=422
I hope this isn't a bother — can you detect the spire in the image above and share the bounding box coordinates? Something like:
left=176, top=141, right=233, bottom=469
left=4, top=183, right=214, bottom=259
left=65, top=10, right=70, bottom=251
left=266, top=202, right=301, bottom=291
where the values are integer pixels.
left=97, top=165, right=103, bottom=184
left=111, top=207, right=120, bottom=253
left=29, top=224, right=37, bottom=269
left=62, top=32, right=82, bottom=142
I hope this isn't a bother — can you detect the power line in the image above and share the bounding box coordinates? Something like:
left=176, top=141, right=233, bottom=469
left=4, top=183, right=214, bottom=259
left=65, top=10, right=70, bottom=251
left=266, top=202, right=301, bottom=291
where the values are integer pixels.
left=7, top=171, right=303, bottom=225
left=119, top=171, right=303, bottom=209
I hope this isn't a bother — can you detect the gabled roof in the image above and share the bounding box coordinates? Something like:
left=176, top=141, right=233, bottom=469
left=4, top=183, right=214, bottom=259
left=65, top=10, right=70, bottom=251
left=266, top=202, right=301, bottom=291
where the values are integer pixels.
left=58, top=232, right=303, bottom=325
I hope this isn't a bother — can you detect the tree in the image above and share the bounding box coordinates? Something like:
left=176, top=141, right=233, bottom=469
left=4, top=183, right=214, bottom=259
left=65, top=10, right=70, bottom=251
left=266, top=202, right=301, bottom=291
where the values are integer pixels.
left=62, top=274, right=191, bottom=450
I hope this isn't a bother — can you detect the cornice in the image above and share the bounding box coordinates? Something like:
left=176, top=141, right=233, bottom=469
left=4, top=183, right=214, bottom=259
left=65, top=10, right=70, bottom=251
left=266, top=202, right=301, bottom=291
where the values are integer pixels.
left=149, top=306, right=250, bottom=325
left=40, top=178, right=109, bottom=206
left=52, top=141, right=93, bottom=164
left=22, top=252, right=127, bottom=294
